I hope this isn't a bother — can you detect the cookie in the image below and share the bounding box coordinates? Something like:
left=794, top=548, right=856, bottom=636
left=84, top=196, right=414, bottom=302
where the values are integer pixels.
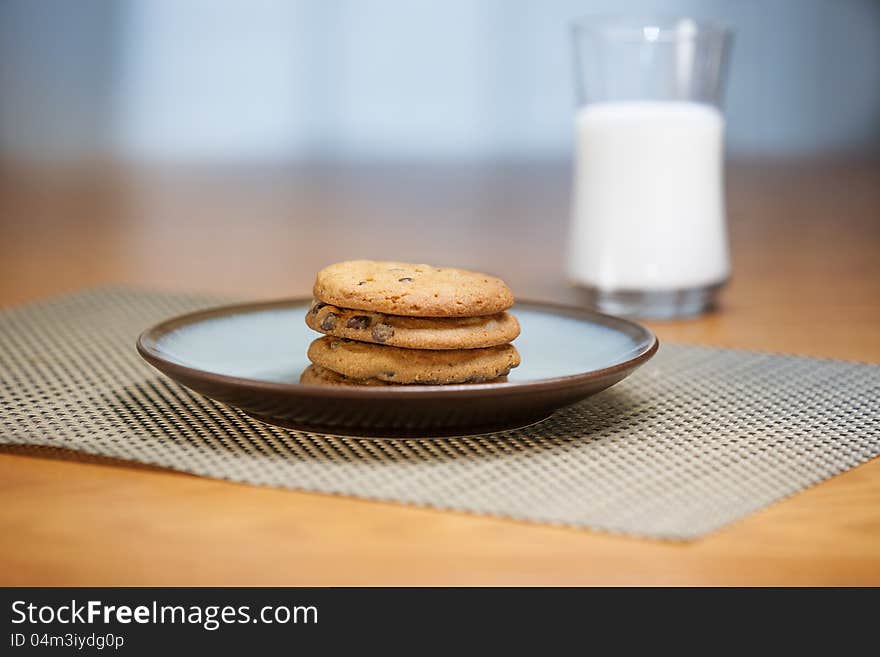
left=300, top=364, right=394, bottom=386
left=300, top=364, right=508, bottom=387
left=313, top=260, right=514, bottom=317
left=307, top=337, right=520, bottom=384
left=305, top=299, right=520, bottom=349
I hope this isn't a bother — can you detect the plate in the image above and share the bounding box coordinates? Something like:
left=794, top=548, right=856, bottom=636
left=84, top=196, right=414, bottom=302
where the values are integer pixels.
left=137, top=299, right=658, bottom=438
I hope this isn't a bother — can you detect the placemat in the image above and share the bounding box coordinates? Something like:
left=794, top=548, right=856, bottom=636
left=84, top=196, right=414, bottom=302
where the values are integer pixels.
left=1, top=287, right=878, bottom=540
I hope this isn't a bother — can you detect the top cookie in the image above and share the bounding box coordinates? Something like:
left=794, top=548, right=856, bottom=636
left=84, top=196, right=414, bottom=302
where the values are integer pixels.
left=313, top=260, right=515, bottom=317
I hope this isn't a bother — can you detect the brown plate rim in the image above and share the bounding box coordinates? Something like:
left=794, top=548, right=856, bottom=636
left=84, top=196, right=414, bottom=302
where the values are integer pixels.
left=136, top=297, right=659, bottom=399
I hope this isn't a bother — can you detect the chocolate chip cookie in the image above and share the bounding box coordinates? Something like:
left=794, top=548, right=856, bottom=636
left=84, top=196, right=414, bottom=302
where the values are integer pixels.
left=307, top=337, right=520, bottom=384
left=313, top=260, right=514, bottom=317
left=300, top=364, right=395, bottom=386
left=300, top=364, right=508, bottom=386
left=306, top=298, right=520, bottom=349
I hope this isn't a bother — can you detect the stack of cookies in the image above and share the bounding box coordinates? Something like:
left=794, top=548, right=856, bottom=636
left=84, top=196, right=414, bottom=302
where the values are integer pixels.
left=301, top=260, right=520, bottom=386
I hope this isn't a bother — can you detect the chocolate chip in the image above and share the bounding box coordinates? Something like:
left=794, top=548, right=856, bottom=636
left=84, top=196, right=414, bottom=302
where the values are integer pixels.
left=371, top=323, right=394, bottom=343
left=311, top=302, right=326, bottom=314
left=357, top=281, right=367, bottom=286
left=320, top=313, right=337, bottom=330
left=383, top=371, right=396, bottom=378
left=346, top=315, right=371, bottom=329
left=398, top=277, right=413, bottom=282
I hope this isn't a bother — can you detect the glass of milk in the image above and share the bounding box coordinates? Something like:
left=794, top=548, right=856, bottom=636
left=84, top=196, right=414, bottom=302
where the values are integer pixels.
left=568, top=16, right=733, bottom=318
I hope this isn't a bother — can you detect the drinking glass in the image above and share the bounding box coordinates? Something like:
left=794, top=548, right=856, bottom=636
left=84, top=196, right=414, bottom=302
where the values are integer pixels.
left=568, top=16, right=733, bottom=318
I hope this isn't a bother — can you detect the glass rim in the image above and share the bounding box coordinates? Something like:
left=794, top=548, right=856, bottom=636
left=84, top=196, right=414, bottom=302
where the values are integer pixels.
left=571, top=14, right=732, bottom=43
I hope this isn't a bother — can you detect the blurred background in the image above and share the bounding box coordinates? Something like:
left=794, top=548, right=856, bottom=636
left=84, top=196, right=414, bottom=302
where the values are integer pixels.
left=1, top=0, right=879, bottom=165
left=0, top=0, right=878, bottom=360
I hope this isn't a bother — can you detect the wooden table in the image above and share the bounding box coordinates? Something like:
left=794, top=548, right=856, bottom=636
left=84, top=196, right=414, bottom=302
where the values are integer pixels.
left=1, top=159, right=878, bottom=585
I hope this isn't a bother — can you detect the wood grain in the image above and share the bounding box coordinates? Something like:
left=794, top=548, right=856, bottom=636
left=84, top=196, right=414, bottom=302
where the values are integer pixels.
left=1, top=159, right=878, bottom=585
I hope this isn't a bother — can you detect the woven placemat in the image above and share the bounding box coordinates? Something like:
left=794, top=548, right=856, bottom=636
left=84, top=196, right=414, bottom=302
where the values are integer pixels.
left=1, top=287, right=878, bottom=540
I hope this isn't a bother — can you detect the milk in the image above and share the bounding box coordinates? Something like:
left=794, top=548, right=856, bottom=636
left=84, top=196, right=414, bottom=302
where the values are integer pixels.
left=568, top=101, right=729, bottom=291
